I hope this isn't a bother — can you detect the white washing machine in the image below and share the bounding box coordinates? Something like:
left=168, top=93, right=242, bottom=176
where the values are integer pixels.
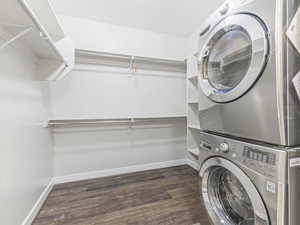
left=198, top=132, right=291, bottom=225
left=197, top=0, right=300, bottom=146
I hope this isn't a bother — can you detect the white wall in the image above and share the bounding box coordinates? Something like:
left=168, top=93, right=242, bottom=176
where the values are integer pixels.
left=48, top=15, right=189, bottom=179
left=0, top=29, right=53, bottom=225
left=58, top=15, right=187, bottom=60
left=53, top=120, right=186, bottom=178
left=49, top=65, right=186, bottom=119
left=50, top=63, right=187, bottom=178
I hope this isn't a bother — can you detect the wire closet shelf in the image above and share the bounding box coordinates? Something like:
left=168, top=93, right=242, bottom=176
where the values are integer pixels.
left=75, top=49, right=187, bottom=74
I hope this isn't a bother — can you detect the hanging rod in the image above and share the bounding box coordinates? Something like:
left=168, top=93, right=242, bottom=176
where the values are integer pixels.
left=48, top=116, right=186, bottom=126
left=75, top=49, right=186, bottom=70
left=0, top=26, right=33, bottom=50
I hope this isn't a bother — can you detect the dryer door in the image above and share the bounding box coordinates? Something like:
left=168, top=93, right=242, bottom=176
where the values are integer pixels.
left=199, top=157, right=270, bottom=225
left=199, top=13, right=269, bottom=103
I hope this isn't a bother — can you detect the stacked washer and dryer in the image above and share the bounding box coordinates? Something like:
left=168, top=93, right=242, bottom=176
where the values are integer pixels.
left=197, top=0, right=300, bottom=225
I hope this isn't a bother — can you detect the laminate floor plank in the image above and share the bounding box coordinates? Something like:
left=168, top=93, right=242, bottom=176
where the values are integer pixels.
left=33, top=165, right=206, bottom=225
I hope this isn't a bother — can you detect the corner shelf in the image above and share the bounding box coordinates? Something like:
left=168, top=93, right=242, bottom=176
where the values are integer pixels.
left=0, top=0, right=75, bottom=81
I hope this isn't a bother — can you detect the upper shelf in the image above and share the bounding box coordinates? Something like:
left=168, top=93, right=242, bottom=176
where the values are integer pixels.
left=75, top=49, right=187, bottom=74
left=0, top=0, right=64, bottom=41
left=0, top=0, right=74, bottom=81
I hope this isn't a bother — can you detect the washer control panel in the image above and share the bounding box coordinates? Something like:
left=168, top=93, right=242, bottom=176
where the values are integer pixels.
left=200, top=140, right=276, bottom=165
left=243, top=146, right=276, bottom=165
left=198, top=132, right=285, bottom=180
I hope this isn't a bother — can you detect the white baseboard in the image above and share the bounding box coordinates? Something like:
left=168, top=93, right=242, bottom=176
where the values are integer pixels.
left=186, top=158, right=200, bottom=171
left=54, top=159, right=187, bottom=184
left=21, top=179, right=54, bottom=225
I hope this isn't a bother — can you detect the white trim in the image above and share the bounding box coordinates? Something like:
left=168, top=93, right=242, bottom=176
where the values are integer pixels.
left=186, top=158, right=200, bottom=171
left=54, top=159, right=187, bottom=184
left=21, top=179, right=54, bottom=225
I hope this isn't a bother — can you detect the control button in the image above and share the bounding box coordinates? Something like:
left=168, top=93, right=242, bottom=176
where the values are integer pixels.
left=219, top=143, right=229, bottom=153
left=253, top=152, right=258, bottom=160
left=257, top=153, right=263, bottom=161
left=232, top=153, right=237, bottom=158
left=263, top=155, right=268, bottom=163
left=249, top=151, right=253, bottom=159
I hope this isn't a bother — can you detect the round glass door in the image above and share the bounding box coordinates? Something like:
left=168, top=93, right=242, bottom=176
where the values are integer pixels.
left=208, top=167, right=255, bottom=225
left=205, top=25, right=252, bottom=91
left=199, top=14, right=269, bottom=103
left=200, top=158, right=270, bottom=225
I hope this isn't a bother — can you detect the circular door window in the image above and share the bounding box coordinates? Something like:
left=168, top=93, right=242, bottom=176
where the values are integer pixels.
left=199, top=14, right=269, bottom=103
left=200, top=158, right=270, bottom=225
left=208, top=167, right=255, bottom=225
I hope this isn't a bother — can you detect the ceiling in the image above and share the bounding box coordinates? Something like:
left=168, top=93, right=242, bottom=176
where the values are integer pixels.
left=50, top=0, right=224, bottom=37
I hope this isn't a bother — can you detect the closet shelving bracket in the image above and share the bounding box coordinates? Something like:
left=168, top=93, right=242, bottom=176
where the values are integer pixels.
left=129, top=118, right=135, bottom=129
left=129, top=56, right=135, bottom=77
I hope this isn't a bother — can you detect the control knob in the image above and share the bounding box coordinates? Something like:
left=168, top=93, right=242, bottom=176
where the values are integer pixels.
left=219, top=142, right=229, bottom=153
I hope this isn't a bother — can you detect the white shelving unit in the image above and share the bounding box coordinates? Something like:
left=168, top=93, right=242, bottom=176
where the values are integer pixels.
left=186, top=54, right=201, bottom=159
left=0, top=0, right=75, bottom=81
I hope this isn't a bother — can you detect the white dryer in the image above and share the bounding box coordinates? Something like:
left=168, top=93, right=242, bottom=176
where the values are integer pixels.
left=197, top=0, right=300, bottom=146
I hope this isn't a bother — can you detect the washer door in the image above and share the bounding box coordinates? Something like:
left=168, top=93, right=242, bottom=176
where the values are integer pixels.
left=199, top=14, right=269, bottom=103
left=200, top=158, right=270, bottom=225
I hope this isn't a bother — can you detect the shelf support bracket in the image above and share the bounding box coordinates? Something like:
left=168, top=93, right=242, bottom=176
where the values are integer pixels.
left=0, top=26, right=33, bottom=50
left=129, top=118, right=135, bottom=129
left=129, top=56, right=135, bottom=77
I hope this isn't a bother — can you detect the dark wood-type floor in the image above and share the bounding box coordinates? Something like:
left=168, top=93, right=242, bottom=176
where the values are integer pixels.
left=33, top=166, right=209, bottom=225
